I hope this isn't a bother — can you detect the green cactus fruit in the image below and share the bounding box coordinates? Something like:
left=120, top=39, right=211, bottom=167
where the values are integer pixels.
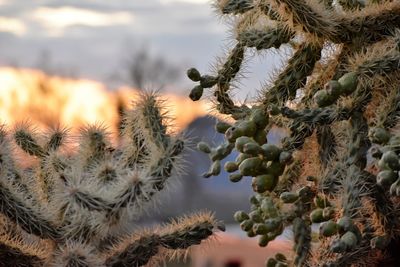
left=265, top=161, right=285, bottom=177
left=370, top=235, right=390, bottom=249
left=237, top=120, right=257, bottom=137
left=310, top=208, right=325, bottom=223
left=323, top=207, right=335, bottom=220
left=324, top=80, right=343, bottom=98
left=338, top=72, right=358, bottom=94
left=235, top=136, right=254, bottom=152
left=264, top=218, right=281, bottom=232
left=186, top=67, right=201, bottom=81
left=234, top=211, right=249, bottom=222
left=314, top=89, right=334, bottom=107
left=279, top=192, right=299, bottom=203
left=240, top=219, right=254, bottom=231
left=243, top=142, right=263, bottom=155
left=340, top=231, right=358, bottom=250
left=320, top=220, right=338, bottom=237
left=381, top=151, right=400, bottom=170
left=337, top=216, right=353, bottom=233
left=259, top=234, right=271, bottom=247
left=235, top=153, right=252, bottom=164
left=225, top=126, right=245, bottom=143
left=200, top=75, right=218, bottom=88
left=297, top=186, right=314, bottom=202
left=266, top=258, right=278, bottom=267
left=253, top=223, right=270, bottom=235
left=261, top=198, right=278, bottom=218
left=229, top=173, right=243, bottom=182
left=275, top=262, right=288, bottom=267
left=247, top=229, right=257, bottom=237
left=250, top=107, right=269, bottom=129
left=249, top=210, right=263, bottom=223
left=370, top=145, right=383, bottom=158
left=239, top=157, right=262, bottom=176
left=279, top=151, right=293, bottom=165
left=252, top=174, right=278, bottom=193
left=331, top=239, right=346, bottom=253
left=254, top=129, right=267, bottom=145
left=210, top=160, right=221, bottom=175
left=197, top=141, right=211, bottom=153
left=249, top=195, right=260, bottom=205
left=369, top=127, right=391, bottom=144
left=215, top=121, right=232, bottom=134
left=314, top=195, right=330, bottom=208
left=261, top=144, right=282, bottom=161
left=376, top=170, right=398, bottom=187
left=189, top=85, right=204, bottom=101
left=224, top=161, right=238, bottom=172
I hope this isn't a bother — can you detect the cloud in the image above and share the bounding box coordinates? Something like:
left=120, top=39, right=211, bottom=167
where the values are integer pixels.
left=0, top=16, right=26, bottom=36
left=30, top=6, right=134, bottom=36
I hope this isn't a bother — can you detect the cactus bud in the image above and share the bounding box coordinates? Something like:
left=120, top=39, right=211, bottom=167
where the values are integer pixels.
left=340, top=231, right=358, bottom=250
left=239, top=157, right=262, bottom=176
left=370, top=235, right=390, bottom=249
left=189, top=85, right=204, bottom=101
left=338, top=72, right=358, bottom=94
left=279, top=151, right=293, bottom=165
left=187, top=67, right=201, bottom=81
left=310, top=208, right=325, bottom=223
left=235, top=136, right=254, bottom=152
left=252, top=174, right=278, bottom=193
left=249, top=210, right=263, bottom=223
left=250, top=107, right=269, bottom=129
left=369, top=127, right=390, bottom=144
left=240, top=219, right=254, bottom=231
left=200, top=75, right=218, bottom=88
left=320, top=220, right=338, bottom=237
left=234, top=211, right=249, bottom=222
left=377, top=170, right=398, bottom=187
left=229, top=173, right=243, bottom=182
left=243, top=142, right=263, bottom=155
left=210, top=160, right=221, bottom=176
left=381, top=151, right=400, bottom=170
left=224, top=161, right=238, bottom=172
left=279, top=192, right=299, bottom=203
left=215, top=121, right=232, bottom=134
left=261, top=144, right=282, bottom=161
left=197, top=141, right=211, bottom=153
left=314, top=90, right=334, bottom=107
left=266, top=258, right=278, bottom=267
left=337, top=216, right=353, bottom=233
left=324, top=80, right=342, bottom=98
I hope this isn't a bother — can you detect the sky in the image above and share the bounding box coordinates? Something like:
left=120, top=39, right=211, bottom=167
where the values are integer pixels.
left=0, top=0, right=284, bottom=99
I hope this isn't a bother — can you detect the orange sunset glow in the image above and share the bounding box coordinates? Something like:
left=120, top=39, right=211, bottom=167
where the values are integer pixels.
left=0, top=67, right=210, bottom=134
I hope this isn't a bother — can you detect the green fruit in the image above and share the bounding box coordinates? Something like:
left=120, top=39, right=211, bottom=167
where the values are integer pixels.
left=266, top=258, right=278, bottom=267
left=197, top=142, right=211, bottom=153
left=369, top=127, right=390, bottom=144
left=331, top=239, right=346, bottom=253
left=338, top=72, right=358, bottom=94
left=243, top=142, right=263, bottom=155
left=240, top=219, right=254, bottom=231
left=269, top=105, right=280, bottom=116
left=275, top=262, right=288, bottom=267
left=237, top=120, right=257, bottom=137
left=249, top=210, right=263, bottom=223
left=297, top=186, right=314, bottom=201
left=235, top=136, right=254, bottom=152
left=252, top=174, right=277, bottom=193
left=210, top=160, right=221, bottom=176
left=235, top=153, right=252, bottom=164
left=224, top=161, right=238, bottom=172
left=337, top=216, right=353, bottom=233
left=186, top=68, right=201, bottom=81
left=324, top=80, right=342, bottom=98
left=390, top=178, right=400, bottom=196
left=280, top=192, right=299, bottom=203
left=253, top=223, right=269, bottom=235
left=261, top=144, right=282, bottom=161
left=200, top=75, right=218, bottom=88
left=370, top=146, right=383, bottom=159
left=250, top=107, right=269, bottom=129
left=189, top=85, right=204, bottom=101
left=229, top=173, right=243, bottom=182
left=310, top=208, right=325, bottom=223
left=264, top=218, right=281, bottom=232
left=215, top=121, right=232, bottom=134
left=320, top=220, right=338, bottom=237
left=340, top=231, right=358, bottom=250
left=239, top=157, right=262, bottom=176
left=314, top=89, right=334, bottom=107
left=376, top=170, right=398, bottom=187
left=314, top=195, right=330, bottom=208
left=370, top=235, right=389, bottom=249
left=254, top=129, right=267, bottom=145
left=234, top=211, right=249, bottom=222
left=261, top=198, right=278, bottom=218
left=323, top=207, right=335, bottom=220
left=259, top=234, right=271, bottom=247
left=265, top=161, right=285, bottom=177
left=249, top=195, right=259, bottom=205
left=381, top=151, right=400, bottom=170
left=279, top=151, right=293, bottom=165
left=225, top=126, right=244, bottom=143
left=247, top=229, right=256, bottom=237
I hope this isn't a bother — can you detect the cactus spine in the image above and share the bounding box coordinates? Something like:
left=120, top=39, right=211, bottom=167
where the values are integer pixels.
left=0, top=93, right=222, bottom=266
left=189, top=0, right=400, bottom=266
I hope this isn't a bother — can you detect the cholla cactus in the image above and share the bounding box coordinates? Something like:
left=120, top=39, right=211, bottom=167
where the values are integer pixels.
left=0, top=93, right=222, bottom=267
left=189, top=0, right=400, bottom=266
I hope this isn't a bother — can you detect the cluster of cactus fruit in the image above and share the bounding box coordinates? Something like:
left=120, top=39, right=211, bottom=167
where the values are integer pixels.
left=188, top=0, right=400, bottom=266
left=0, top=93, right=222, bottom=267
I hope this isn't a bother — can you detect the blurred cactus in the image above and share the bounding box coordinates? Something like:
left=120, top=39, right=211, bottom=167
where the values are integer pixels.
left=189, top=0, right=400, bottom=266
left=0, top=93, right=222, bottom=266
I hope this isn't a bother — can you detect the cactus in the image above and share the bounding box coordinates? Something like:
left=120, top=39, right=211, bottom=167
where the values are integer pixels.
left=0, top=93, right=222, bottom=266
left=188, top=0, right=400, bottom=266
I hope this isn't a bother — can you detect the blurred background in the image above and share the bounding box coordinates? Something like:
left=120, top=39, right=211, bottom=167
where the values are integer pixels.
left=0, top=0, right=292, bottom=266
